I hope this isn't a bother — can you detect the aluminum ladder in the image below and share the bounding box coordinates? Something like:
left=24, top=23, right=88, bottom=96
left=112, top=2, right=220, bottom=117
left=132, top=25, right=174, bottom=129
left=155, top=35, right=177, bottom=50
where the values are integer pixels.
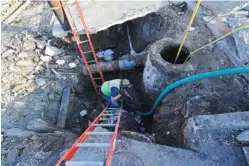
left=61, top=0, right=104, bottom=94
left=56, top=106, right=122, bottom=166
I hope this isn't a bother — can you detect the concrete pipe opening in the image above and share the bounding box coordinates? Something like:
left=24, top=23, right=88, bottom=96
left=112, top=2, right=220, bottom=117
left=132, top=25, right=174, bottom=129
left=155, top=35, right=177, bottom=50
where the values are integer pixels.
left=160, top=45, right=190, bottom=64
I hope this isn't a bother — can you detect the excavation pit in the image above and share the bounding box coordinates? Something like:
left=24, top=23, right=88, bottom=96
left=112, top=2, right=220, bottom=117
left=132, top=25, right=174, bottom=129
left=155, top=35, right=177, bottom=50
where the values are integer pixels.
left=160, top=45, right=190, bottom=64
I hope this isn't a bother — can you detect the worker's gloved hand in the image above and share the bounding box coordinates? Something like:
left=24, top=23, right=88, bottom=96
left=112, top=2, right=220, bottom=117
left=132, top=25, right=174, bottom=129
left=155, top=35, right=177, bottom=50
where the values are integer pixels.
left=120, top=88, right=125, bottom=96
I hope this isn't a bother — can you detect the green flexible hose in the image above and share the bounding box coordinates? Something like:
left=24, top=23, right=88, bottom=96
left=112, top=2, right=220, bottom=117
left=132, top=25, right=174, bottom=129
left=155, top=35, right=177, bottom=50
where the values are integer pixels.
left=137, top=68, right=249, bottom=116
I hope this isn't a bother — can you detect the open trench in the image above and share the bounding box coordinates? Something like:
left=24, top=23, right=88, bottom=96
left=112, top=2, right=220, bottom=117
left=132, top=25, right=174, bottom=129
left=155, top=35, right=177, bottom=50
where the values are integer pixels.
left=63, top=4, right=249, bottom=148
left=62, top=5, right=192, bottom=144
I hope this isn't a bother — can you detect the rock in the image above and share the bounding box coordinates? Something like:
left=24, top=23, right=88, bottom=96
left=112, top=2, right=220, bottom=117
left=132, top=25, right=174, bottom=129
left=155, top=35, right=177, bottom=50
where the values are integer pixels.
left=26, top=74, right=35, bottom=80
left=2, top=49, right=15, bottom=58
left=45, top=45, right=62, bottom=56
left=220, top=17, right=228, bottom=23
left=17, top=77, right=28, bottom=84
left=35, top=78, right=46, bottom=86
left=33, top=56, right=40, bottom=63
left=189, top=27, right=195, bottom=32
left=44, top=68, right=51, bottom=77
left=35, top=66, right=44, bottom=72
left=20, top=66, right=35, bottom=75
left=74, top=59, right=80, bottom=64
left=6, top=55, right=15, bottom=62
left=36, top=41, right=45, bottom=49
left=80, top=110, right=87, bottom=117
left=48, top=92, right=55, bottom=101
left=26, top=83, right=37, bottom=92
left=40, top=56, right=52, bottom=62
left=17, top=52, right=29, bottom=58
left=23, top=40, right=36, bottom=51
left=15, top=60, right=34, bottom=67
left=2, top=76, right=8, bottom=83
left=7, top=149, right=18, bottom=166
left=53, top=55, right=60, bottom=61
left=26, top=119, right=58, bottom=133
left=5, top=128, right=36, bottom=138
left=12, top=84, right=26, bottom=92
left=38, top=61, right=44, bottom=66
left=237, top=130, right=249, bottom=145
left=56, top=59, right=65, bottom=65
left=68, top=62, right=77, bottom=68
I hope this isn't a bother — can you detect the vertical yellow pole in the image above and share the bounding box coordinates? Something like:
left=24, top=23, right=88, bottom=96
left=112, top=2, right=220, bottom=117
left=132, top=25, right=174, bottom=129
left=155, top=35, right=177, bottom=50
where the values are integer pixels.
left=174, top=0, right=202, bottom=64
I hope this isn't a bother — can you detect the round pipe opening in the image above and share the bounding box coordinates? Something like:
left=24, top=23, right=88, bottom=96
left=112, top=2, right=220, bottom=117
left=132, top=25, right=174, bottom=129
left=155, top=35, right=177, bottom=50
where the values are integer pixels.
left=160, top=45, right=190, bottom=64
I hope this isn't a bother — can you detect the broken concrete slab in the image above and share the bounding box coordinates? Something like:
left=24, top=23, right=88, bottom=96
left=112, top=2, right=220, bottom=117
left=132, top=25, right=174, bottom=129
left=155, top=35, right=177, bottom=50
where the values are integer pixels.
left=5, top=128, right=36, bottom=138
left=229, top=17, right=249, bottom=63
left=237, top=130, right=249, bottom=145
left=184, top=111, right=249, bottom=166
left=62, top=1, right=167, bottom=34
left=26, top=118, right=58, bottom=133
left=113, top=137, right=216, bottom=166
left=69, top=127, right=214, bottom=166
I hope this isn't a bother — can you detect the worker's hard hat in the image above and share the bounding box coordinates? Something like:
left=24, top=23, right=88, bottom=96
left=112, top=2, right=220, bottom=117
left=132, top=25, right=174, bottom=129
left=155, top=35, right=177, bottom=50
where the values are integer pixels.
left=121, top=79, right=130, bottom=88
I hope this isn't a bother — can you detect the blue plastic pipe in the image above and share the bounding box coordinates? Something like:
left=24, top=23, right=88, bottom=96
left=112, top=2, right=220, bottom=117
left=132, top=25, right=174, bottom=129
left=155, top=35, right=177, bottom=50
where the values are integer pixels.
left=137, top=68, right=249, bottom=116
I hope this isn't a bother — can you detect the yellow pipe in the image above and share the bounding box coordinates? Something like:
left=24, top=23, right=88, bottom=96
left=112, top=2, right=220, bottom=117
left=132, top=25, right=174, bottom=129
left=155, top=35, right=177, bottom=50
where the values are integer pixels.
left=174, top=0, right=202, bottom=64
left=184, top=24, right=249, bottom=63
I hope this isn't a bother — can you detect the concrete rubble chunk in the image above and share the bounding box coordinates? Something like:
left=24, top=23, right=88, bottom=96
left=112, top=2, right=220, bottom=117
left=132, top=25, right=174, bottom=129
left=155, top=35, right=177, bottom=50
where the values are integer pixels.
left=26, top=118, right=58, bottom=133
left=5, top=128, right=36, bottom=138
left=17, top=52, right=29, bottom=58
left=40, top=55, right=52, bottom=62
left=56, top=59, right=65, bottom=65
left=45, top=45, right=62, bottom=56
left=68, top=62, right=77, bottom=68
left=35, top=78, right=46, bottom=86
left=15, top=60, right=34, bottom=67
left=2, top=49, right=15, bottom=58
left=6, top=149, right=18, bottom=166
left=36, top=41, right=45, bottom=49
left=237, top=130, right=249, bottom=145
left=23, top=40, right=36, bottom=51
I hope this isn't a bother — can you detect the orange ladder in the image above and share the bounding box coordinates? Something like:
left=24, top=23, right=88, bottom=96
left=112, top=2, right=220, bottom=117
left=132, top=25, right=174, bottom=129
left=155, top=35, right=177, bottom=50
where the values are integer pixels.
left=56, top=106, right=122, bottom=166
left=61, top=0, right=104, bottom=93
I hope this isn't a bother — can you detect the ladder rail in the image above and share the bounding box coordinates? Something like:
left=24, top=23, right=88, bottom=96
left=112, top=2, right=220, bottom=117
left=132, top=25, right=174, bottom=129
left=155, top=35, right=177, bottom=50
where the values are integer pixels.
left=55, top=106, right=108, bottom=166
left=105, top=107, right=122, bottom=166
left=74, top=0, right=105, bottom=82
left=60, top=1, right=104, bottom=94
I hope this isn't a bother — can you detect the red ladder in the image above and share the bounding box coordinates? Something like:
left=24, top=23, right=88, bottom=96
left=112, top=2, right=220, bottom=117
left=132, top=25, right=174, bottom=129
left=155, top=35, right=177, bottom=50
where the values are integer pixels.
left=61, top=0, right=104, bottom=93
left=56, top=106, right=122, bottom=166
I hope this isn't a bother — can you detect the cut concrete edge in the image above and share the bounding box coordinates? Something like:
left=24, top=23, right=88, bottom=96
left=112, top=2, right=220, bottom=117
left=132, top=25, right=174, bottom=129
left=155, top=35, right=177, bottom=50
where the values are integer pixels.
left=185, top=111, right=249, bottom=130
left=237, top=130, right=249, bottom=145
left=242, top=147, right=249, bottom=165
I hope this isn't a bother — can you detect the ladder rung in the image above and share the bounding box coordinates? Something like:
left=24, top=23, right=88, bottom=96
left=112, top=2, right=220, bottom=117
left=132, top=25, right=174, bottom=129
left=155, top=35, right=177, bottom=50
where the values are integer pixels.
left=99, top=118, right=111, bottom=121
left=93, top=77, right=102, bottom=80
left=76, top=143, right=110, bottom=148
left=91, top=124, right=116, bottom=127
left=87, top=132, right=114, bottom=135
left=66, top=161, right=104, bottom=166
left=79, top=40, right=89, bottom=44
left=106, top=108, right=119, bottom=110
left=101, top=114, right=114, bottom=116
left=83, top=50, right=92, bottom=54
left=86, top=60, right=96, bottom=64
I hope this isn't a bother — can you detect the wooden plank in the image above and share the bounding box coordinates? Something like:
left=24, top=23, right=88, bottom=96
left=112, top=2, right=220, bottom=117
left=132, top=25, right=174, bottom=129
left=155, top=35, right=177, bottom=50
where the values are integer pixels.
left=57, top=86, right=71, bottom=128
